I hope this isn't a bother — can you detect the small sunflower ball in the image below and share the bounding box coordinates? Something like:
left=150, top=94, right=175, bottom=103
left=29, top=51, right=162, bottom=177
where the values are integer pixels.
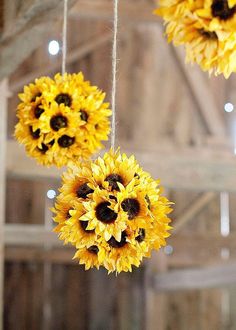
left=14, top=73, right=111, bottom=167
left=53, top=149, right=172, bottom=273
left=154, top=0, right=236, bottom=78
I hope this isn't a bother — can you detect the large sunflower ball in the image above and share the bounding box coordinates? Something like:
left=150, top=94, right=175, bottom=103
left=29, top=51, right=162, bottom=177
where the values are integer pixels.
left=14, top=73, right=111, bottom=167
left=53, top=149, right=172, bottom=273
left=155, top=0, right=236, bottom=78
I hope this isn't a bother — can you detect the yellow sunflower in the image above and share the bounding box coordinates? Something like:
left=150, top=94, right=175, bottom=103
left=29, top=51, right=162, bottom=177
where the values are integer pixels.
left=155, top=0, right=236, bottom=77
left=55, top=204, right=96, bottom=247
left=53, top=148, right=172, bottom=273
left=15, top=73, right=111, bottom=167
left=73, top=246, right=102, bottom=270
left=102, top=231, right=143, bottom=273
left=196, top=0, right=236, bottom=32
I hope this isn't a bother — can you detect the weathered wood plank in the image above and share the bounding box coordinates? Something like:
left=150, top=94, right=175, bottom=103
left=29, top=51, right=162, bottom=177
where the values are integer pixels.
left=5, top=224, right=61, bottom=246
left=4, top=262, right=44, bottom=330
left=0, top=0, right=77, bottom=80
left=0, top=79, right=8, bottom=330
left=5, top=247, right=75, bottom=264
left=72, top=0, right=159, bottom=24
left=0, top=0, right=5, bottom=33
left=173, top=192, right=216, bottom=233
left=10, top=31, right=112, bottom=93
left=5, top=231, right=236, bottom=269
left=7, top=140, right=236, bottom=192
left=154, top=263, right=236, bottom=292
left=145, top=252, right=168, bottom=330
left=172, top=47, right=226, bottom=137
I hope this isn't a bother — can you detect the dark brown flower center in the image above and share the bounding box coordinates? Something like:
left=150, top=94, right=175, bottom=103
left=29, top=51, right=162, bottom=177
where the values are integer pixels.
left=55, top=93, right=72, bottom=107
left=50, top=115, right=68, bottom=131
left=49, top=139, right=55, bottom=146
left=80, top=221, right=95, bottom=233
left=37, top=143, right=49, bottom=154
left=76, top=183, right=94, bottom=199
left=31, top=92, right=42, bottom=102
left=29, top=126, right=40, bottom=139
left=88, top=245, right=99, bottom=254
left=211, top=0, right=236, bottom=20
left=135, top=229, right=145, bottom=243
left=66, top=210, right=71, bottom=219
left=58, top=135, right=75, bottom=148
left=105, top=174, right=123, bottom=191
left=134, top=172, right=140, bottom=179
left=198, top=29, right=217, bottom=39
left=96, top=202, right=118, bottom=223
left=108, top=231, right=127, bottom=248
left=121, top=198, right=140, bottom=220
left=34, top=104, right=44, bottom=119
left=145, top=195, right=151, bottom=210
left=80, top=110, right=88, bottom=122
left=109, top=195, right=118, bottom=202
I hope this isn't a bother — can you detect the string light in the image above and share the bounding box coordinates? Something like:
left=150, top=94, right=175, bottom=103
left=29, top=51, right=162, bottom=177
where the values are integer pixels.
left=164, top=245, right=173, bottom=255
left=48, top=40, right=60, bottom=55
left=47, top=189, right=56, bottom=199
left=220, top=192, right=230, bottom=237
left=224, top=103, right=234, bottom=113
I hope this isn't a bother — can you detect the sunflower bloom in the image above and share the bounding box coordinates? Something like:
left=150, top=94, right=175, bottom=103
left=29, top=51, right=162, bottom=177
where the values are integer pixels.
left=53, top=149, right=172, bottom=273
left=15, top=73, right=111, bottom=167
left=154, top=0, right=236, bottom=77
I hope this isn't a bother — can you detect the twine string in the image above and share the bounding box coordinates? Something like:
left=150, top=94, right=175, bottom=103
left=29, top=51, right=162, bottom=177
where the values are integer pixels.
left=111, top=0, right=119, bottom=150
left=62, top=0, right=68, bottom=75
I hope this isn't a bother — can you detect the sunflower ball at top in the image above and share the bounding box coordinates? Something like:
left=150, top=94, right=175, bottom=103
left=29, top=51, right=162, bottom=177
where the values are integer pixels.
left=53, top=149, right=172, bottom=273
left=155, top=0, right=236, bottom=78
left=15, top=73, right=111, bottom=167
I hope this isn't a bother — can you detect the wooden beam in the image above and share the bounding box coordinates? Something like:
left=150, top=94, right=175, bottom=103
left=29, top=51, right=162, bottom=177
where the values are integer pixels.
left=5, top=247, right=75, bottom=264
left=72, top=0, right=159, bottom=24
left=7, top=140, right=236, bottom=192
left=173, top=192, right=216, bottom=233
left=168, top=234, right=236, bottom=251
left=0, top=0, right=4, bottom=33
left=0, top=0, right=77, bottom=80
left=154, top=263, right=236, bottom=291
left=145, top=252, right=168, bottom=330
left=4, top=227, right=236, bottom=269
left=7, top=141, right=63, bottom=181
left=165, top=233, right=236, bottom=266
left=5, top=223, right=236, bottom=248
left=5, top=224, right=61, bottom=247
left=0, top=80, right=8, bottom=330
left=10, top=31, right=112, bottom=93
left=172, top=47, right=226, bottom=138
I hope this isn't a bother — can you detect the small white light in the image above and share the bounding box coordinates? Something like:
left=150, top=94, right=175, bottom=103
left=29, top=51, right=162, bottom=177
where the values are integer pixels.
left=220, top=192, right=230, bottom=237
left=221, top=248, right=230, bottom=260
left=48, top=40, right=60, bottom=55
left=164, top=245, right=173, bottom=255
left=47, top=189, right=56, bottom=199
left=224, top=103, right=234, bottom=113
left=234, top=147, right=236, bottom=155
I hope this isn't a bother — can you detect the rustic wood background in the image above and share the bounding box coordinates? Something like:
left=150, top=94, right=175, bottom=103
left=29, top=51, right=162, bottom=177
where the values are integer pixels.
left=1, top=0, right=236, bottom=329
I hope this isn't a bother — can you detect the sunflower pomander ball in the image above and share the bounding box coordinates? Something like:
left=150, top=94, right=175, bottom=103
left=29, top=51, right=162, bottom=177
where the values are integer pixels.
left=14, top=73, right=111, bottom=167
left=154, top=0, right=236, bottom=78
left=53, top=149, right=172, bottom=273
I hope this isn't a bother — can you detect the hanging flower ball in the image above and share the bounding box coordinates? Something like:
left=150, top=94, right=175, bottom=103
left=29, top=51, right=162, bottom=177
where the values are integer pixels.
left=14, top=73, right=111, bottom=167
left=53, top=149, right=172, bottom=273
left=154, top=0, right=236, bottom=78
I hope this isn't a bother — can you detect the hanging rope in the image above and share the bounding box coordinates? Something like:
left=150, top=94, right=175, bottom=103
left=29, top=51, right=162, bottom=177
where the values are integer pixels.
left=111, top=0, right=119, bottom=150
left=62, top=0, right=68, bottom=75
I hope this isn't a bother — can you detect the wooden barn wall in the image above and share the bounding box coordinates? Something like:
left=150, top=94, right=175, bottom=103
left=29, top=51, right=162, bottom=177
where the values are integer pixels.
left=4, top=13, right=236, bottom=330
left=0, top=0, right=3, bottom=32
